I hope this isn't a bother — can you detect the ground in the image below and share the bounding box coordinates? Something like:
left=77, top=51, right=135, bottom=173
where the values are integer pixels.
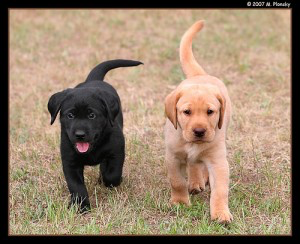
left=9, top=9, right=291, bottom=234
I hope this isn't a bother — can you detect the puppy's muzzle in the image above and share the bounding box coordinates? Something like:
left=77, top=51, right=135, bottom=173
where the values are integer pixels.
left=193, top=128, right=206, bottom=138
left=74, top=130, right=91, bottom=153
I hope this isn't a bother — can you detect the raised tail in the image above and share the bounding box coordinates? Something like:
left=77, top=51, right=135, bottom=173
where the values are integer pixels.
left=180, top=20, right=207, bottom=78
left=85, top=59, right=143, bottom=82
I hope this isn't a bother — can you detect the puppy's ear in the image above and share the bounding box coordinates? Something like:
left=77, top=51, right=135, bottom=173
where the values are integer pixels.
left=100, top=92, right=120, bottom=127
left=216, top=93, right=226, bottom=129
left=48, top=89, right=70, bottom=125
left=165, top=89, right=182, bottom=129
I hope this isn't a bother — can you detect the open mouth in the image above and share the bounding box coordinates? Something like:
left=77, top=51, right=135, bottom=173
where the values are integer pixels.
left=75, top=142, right=90, bottom=153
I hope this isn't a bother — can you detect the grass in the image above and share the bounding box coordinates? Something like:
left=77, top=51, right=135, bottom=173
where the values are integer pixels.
left=9, top=9, right=291, bottom=235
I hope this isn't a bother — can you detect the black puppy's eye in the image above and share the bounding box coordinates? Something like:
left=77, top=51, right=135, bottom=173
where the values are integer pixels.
left=88, top=113, right=96, bottom=119
left=183, top=109, right=191, bottom=115
left=207, top=109, right=214, bottom=115
left=67, top=113, right=75, bottom=119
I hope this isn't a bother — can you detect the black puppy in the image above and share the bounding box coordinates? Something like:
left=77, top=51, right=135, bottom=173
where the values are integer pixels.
left=48, top=59, right=143, bottom=212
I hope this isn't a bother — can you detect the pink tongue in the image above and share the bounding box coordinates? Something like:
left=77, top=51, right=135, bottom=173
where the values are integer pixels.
left=76, top=142, right=90, bottom=153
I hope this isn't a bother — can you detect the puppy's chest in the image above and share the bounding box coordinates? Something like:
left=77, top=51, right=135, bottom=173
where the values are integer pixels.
left=184, top=143, right=210, bottom=163
left=80, top=150, right=109, bottom=166
left=82, top=156, right=101, bottom=165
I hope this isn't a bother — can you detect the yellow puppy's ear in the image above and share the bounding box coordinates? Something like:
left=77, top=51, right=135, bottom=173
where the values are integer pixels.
left=165, top=89, right=181, bottom=129
left=216, top=93, right=226, bottom=129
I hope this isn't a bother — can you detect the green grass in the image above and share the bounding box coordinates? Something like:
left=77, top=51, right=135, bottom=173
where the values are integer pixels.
left=9, top=9, right=291, bottom=235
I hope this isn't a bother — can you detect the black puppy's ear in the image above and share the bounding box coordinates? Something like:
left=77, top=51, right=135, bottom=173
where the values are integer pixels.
left=100, top=92, right=120, bottom=127
left=48, top=89, right=70, bottom=125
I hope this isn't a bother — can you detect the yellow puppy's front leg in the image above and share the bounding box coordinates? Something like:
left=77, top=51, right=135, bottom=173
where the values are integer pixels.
left=206, top=158, right=233, bottom=223
left=187, top=162, right=208, bottom=194
left=166, top=154, right=190, bottom=206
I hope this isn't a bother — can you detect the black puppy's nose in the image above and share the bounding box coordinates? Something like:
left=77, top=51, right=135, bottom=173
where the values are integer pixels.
left=193, top=128, right=206, bottom=138
left=75, top=130, right=86, bottom=140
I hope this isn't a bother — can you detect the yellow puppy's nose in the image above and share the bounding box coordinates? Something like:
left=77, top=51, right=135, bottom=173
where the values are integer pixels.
left=193, top=128, right=206, bottom=137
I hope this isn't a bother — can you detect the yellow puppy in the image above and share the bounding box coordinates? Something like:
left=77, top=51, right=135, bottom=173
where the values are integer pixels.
left=164, top=20, right=233, bottom=223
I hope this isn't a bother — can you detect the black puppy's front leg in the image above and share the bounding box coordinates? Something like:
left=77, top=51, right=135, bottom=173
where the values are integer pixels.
left=62, top=163, right=90, bottom=213
left=100, top=155, right=124, bottom=188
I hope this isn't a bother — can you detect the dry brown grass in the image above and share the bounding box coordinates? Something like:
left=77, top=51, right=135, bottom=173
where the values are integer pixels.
left=9, top=9, right=290, bottom=234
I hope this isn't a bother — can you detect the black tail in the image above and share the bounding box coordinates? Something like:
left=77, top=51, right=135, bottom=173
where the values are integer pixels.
left=85, top=59, right=143, bottom=82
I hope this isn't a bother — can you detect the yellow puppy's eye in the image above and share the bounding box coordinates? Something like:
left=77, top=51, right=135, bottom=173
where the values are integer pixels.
left=183, top=109, right=191, bottom=115
left=207, top=109, right=214, bottom=115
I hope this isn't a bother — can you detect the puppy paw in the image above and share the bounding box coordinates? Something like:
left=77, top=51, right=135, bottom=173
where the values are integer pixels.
left=79, top=204, right=91, bottom=214
left=189, top=183, right=205, bottom=195
left=188, top=182, right=205, bottom=195
left=68, top=201, right=91, bottom=214
left=170, top=196, right=191, bottom=206
left=103, top=176, right=122, bottom=188
left=211, top=209, right=233, bottom=224
left=189, top=188, right=202, bottom=195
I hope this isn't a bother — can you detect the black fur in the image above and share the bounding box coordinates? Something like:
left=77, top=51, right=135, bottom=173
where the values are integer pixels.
left=48, top=59, right=143, bottom=212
